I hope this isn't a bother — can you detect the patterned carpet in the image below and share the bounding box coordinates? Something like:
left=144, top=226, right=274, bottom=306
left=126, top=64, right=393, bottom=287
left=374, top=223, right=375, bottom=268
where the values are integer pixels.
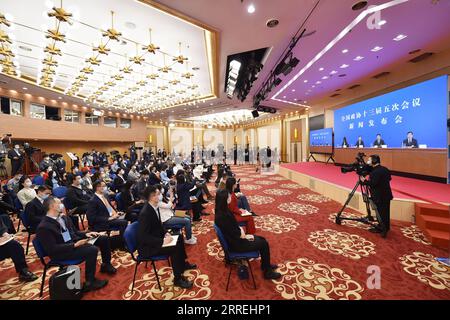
left=1, top=165, right=449, bottom=300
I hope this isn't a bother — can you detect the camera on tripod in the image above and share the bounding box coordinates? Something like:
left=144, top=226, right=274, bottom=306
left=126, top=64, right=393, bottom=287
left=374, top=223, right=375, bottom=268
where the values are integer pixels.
left=340, top=152, right=372, bottom=176
left=49, top=153, right=62, bottom=161
left=23, top=142, right=41, bottom=156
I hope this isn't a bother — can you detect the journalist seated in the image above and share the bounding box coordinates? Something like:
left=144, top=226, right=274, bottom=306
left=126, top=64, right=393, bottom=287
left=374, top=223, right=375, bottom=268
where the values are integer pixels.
left=214, top=189, right=281, bottom=280
left=0, top=218, right=38, bottom=282
left=137, top=185, right=197, bottom=289
left=25, top=185, right=52, bottom=231
left=155, top=185, right=197, bottom=245
left=86, top=180, right=128, bottom=236
left=225, top=177, right=256, bottom=234
left=17, top=176, right=37, bottom=208
left=66, top=173, right=91, bottom=215
left=36, top=196, right=113, bottom=292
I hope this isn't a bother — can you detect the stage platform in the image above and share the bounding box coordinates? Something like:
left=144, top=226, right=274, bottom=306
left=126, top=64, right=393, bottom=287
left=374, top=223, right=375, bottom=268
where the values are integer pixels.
left=279, top=162, right=450, bottom=223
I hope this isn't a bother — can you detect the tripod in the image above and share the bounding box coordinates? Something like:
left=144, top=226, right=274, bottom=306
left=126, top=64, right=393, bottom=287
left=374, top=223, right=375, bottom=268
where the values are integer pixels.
left=335, top=176, right=387, bottom=238
left=0, top=157, right=7, bottom=179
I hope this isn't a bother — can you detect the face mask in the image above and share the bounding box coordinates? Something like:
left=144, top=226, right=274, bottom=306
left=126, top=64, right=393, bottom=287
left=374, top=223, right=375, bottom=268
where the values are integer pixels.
left=367, top=159, right=372, bottom=166
left=14, top=146, right=19, bottom=150
left=158, top=194, right=163, bottom=201
left=24, top=181, right=32, bottom=188
left=102, top=186, right=109, bottom=195
left=40, top=194, right=49, bottom=200
left=59, top=203, right=65, bottom=213
left=53, top=172, right=57, bottom=178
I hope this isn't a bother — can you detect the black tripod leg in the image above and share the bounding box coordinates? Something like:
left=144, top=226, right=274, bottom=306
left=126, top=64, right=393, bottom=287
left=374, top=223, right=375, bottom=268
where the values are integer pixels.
left=336, top=180, right=361, bottom=224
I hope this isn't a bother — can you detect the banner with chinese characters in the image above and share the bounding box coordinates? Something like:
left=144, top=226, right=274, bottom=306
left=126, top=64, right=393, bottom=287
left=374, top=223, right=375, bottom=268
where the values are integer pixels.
left=334, top=76, right=448, bottom=149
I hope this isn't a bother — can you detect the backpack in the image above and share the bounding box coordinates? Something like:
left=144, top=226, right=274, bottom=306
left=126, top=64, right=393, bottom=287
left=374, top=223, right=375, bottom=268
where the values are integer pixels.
left=48, top=266, right=83, bottom=300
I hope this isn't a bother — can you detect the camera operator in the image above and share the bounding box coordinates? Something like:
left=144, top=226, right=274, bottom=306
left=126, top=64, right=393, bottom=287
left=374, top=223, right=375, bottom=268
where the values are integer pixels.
left=7, top=143, right=24, bottom=176
left=359, top=155, right=393, bottom=236
left=39, top=154, right=52, bottom=172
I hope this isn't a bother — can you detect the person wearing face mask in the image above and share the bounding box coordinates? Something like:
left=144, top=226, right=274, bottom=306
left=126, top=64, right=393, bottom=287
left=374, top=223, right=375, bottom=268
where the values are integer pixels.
left=86, top=180, right=128, bottom=237
left=36, top=196, right=113, bottom=293
left=7, top=144, right=24, bottom=176
left=44, top=170, right=60, bottom=190
left=135, top=169, right=150, bottom=199
left=7, top=173, right=22, bottom=194
left=25, top=185, right=52, bottom=231
left=156, top=185, right=197, bottom=245
left=66, top=174, right=91, bottom=221
left=120, top=181, right=144, bottom=222
left=81, top=170, right=93, bottom=192
left=111, top=160, right=119, bottom=173
left=17, top=176, right=36, bottom=207
left=113, top=168, right=126, bottom=193
left=137, top=185, right=197, bottom=289
left=360, top=155, right=393, bottom=237
left=214, top=189, right=281, bottom=280
left=127, top=165, right=140, bottom=182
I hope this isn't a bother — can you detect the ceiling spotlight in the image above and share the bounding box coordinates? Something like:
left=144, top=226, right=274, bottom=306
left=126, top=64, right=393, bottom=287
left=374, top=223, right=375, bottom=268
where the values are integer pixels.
left=371, top=46, right=383, bottom=52
left=393, top=34, right=407, bottom=41
left=319, top=67, right=324, bottom=71
left=342, top=49, right=349, bottom=54
left=274, top=52, right=300, bottom=76
left=247, top=4, right=256, bottom=14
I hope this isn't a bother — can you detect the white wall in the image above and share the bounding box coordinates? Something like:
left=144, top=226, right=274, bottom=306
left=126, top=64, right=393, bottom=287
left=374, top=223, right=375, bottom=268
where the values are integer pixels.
left=170, top=128, right=192, bottom=155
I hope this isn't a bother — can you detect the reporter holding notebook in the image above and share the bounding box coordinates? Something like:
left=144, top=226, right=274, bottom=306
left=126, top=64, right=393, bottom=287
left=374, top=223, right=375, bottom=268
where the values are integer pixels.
left=137, top=185, right=197, bottom=289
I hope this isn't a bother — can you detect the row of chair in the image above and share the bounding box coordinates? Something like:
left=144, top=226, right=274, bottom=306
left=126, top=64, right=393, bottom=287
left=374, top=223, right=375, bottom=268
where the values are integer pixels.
left=31, top=222, right=259, bottom=297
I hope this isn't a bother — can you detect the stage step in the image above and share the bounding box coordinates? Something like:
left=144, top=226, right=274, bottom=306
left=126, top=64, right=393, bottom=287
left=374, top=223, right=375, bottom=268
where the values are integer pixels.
left=415, top=203, right=450, bottom=250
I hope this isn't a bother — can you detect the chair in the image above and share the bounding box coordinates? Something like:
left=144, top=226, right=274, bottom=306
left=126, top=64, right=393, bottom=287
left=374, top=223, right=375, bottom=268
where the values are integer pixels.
left=32, top=175, right=45, bottom=186
left=52, top=186, right=68, bottom=199
left=20, top=208, right=34, bottom=255
left=214, top=224, right=259, bottom=291
left=13, top=196, right=23, bottom=232
left=123, top=222, right=170, bottom=293
left=32, top=238, right=83, bottom=297
left=115, top=192, right=125, bottom=211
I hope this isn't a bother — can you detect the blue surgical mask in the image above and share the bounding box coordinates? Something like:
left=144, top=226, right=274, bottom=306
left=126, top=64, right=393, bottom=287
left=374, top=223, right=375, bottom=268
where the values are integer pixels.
left=40, top=194, right=49, bottom=200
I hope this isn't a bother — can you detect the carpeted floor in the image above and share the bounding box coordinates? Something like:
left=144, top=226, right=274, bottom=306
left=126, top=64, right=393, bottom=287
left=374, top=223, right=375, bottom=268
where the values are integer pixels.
left=1, top=165, right=449, bottom=300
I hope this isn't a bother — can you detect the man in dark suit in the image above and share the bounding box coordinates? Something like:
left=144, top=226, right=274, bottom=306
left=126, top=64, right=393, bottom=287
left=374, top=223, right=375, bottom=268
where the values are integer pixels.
left=25, top=185, right=51, bottom=230
left=113, top=168, right=126, bottom=192
left=66, top=174, right=90, bottom=216
left=402, top=131, right=419, bottom=148
left=86, top=180, right=128, bottom=236
left=0, top=218, right=37, bottom=282
left=361, top=155, right=393, bottom=237
left=372, top=134, right=386, bottom=148
left=137, top=185, right=196, bottom=289
left=36, top=196, right=113, bottom=292
left=7, top=144, right=24, bottom=176
left=355, top=136, right=365, bottom=148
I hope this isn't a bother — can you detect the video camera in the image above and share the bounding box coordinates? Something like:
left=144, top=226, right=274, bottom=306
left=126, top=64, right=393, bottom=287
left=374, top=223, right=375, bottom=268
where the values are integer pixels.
left=23, top=142, right=41, bottom=156
left=340, top=152, right=372, bottom=176
left=49, top=153, right=63, bottom=161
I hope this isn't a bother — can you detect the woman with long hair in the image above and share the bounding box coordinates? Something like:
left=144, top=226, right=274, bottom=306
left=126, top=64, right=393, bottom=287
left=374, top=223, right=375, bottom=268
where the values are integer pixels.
left=214, top=189, right=280, bottom=280
left=16, top=176, right=36, bottom=207
left=225, top=177, right=256, bottom=234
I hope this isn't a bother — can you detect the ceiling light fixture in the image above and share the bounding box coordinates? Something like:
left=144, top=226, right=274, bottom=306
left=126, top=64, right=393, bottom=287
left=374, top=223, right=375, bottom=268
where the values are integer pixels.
left=342, top=49, right=349, bottom=54
left=378, top=20, right=387, bottom=26
left=354, top=56, right=364, bottom=61
left=393, top=34, right=407, bottom=41
left=371, top=46, right=383, bottom=52
left=340, top=64, right=349, bottom=68
left=247, top=4, right=256, bottom=14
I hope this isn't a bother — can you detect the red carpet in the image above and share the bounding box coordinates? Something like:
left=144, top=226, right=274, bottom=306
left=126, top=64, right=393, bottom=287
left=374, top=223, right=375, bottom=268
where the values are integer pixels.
left=282, top=162, right=450, bottom=204
left=1, top=166, right=449, bottom=300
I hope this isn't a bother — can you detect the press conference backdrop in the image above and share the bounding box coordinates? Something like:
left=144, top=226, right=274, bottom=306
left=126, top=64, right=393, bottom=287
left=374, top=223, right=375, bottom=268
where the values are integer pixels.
left=310, top=128, right=333, bottom=154
left=334, top=76, right=448, bottom=148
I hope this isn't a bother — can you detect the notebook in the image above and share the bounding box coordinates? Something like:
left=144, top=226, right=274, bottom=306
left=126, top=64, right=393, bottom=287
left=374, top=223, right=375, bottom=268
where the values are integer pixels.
left=0, top=234, right=14, bottom=247
left=162, top=235, right=179, bottom=247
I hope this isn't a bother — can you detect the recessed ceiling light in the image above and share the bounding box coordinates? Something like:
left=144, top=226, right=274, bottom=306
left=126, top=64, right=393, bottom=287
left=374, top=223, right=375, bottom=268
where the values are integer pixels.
left=192, top=67, right=200, bottom=71
left=283, top=96, right=286, bottom=98
left=354, top=56, right=364, bottom=61
left=58, top=97, right=62, bottom=99
left=371, top=46, right=383, bottom=52
left=378, top=20, right=387, bottom=26
left=247, top=4, right=256, bottom=13
left=22, top=87, right=27, bottom=90
left=342, top=49, right=349, bottom=54
left=315, top=81, right=321, bottom=84
left=319, top=67, right=324, bottom=71
left=304, top=80, right=308, bottom=83
left=352, top=1, right=368, bottom=11
left=330, top=70, right=338, bottom=75
left=393, top=34, right=407, bottom=41
left=294, top=98, right=298, bottom=101
left=340, top=64, right=349, bottom=69
left=292, top=89, right=296, bottom=92
left=125, top=22, right=136, bottom=29
left=266, top=18, right=279, bottom=28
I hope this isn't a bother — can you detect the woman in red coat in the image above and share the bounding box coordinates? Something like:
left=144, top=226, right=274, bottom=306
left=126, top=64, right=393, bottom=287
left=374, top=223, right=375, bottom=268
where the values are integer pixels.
left=225, top=177, right=256, bottom=234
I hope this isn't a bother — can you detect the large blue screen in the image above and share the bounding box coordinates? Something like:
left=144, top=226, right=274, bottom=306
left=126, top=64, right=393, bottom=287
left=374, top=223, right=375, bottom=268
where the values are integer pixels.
left=310, top=128, right=333, bottom=146
left=334, top=76, right=448, bottom=148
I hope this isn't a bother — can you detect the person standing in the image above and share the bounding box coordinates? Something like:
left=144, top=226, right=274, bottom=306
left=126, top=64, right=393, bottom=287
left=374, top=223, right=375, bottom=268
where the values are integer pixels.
left=360, top=155, right=393, bottom=237
left=7, top=144, right=24, bottom=176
